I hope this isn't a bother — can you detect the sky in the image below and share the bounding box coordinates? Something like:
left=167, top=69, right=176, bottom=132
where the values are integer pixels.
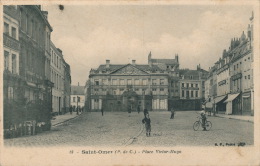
left=43, top=4, right=253, bottom=86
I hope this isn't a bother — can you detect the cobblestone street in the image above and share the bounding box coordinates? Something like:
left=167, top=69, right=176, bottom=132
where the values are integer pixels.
left=4, top=111, right=254, bottom=147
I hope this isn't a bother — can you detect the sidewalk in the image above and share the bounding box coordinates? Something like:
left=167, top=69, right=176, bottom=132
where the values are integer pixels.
left=214, top=113, right=254, bottom=123
left=51, top=112, right=82, bottom=126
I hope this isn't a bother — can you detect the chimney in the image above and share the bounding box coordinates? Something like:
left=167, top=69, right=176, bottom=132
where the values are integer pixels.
left=176, top=54, right=179, bottom=63
left=148, top=51, right=152, bottom=67
left=132, top=60, right=136, bottom=65
left=106, top=60, right=110, bottom=68
left=42, top=11, right=48, bottom=19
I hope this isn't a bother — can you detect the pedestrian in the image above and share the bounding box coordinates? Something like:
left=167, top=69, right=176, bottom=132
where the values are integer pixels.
left=170, top=108, right=175, bottom=119
left=137, top=105, right=140, bottom=114
left=142, top=114, right=151, bottom=137
left=70, top=106, right=73, bottom=115
left=200, top=110, right=207, bottom=131
left=128, top=106, right=131, bottom=117
left=144, top=108, right=149, bottom=118
left=101, top=108, right=104, bottom=116
left=76, top=106, right=79, bottom=115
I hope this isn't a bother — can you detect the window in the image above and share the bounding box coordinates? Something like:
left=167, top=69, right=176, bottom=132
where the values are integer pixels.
left=195, top=84, right=198, bottom=87
left=152, top=88, right=156, bottom=91
left=186, top=91, right=189, bottom=98
left=191, top=84, right=193, bottom=87
left=248, top=75, right=250, bottom=79
left=12, top=54, right=16, bottom=74
left=21, top=11, right=27, bottom=31
left=4, top=51, right=9, bottom=70
left=191, top=91, right=194, bottom=97
left=134, top=79, right=140, bottom=85
left=182, top=83, right=184, bottom=87
left=8, top=87, right=14, bottom=99
left=195, top=91, right=198, bottom=97
left=142, top=79, right=147, bottom=85
left=73, top=97, right=76, bottom=102
left=119, top=79, right=124, bottom=85
left=94, top=89, right=99, bottom=92
left=11, top=27, right=17, bottom=39
left=102, top=79, right=107, bottom=85
left=135, top=88, right=139, bottom=91
left=182, top=90, right=185, bottom=97
left=160, top=88, right=164, bottom=91
left=186, top=83, right=189, bottom=88
left=160, top=79, right=164, bottom=85
left=152, top=79, right=157, bottom=85
left=234, top=65, right=236, bottom=70
left=112, top=79, right=117, bottom=85
left=245, top=76, right=247, bottom=79
left=4, top=22, right=9, bottom=35
left=127, top=79, right=132, bottom=85
left=248, top=57, right=250, bottom=60
left=94, top=80, right=99, bottom=85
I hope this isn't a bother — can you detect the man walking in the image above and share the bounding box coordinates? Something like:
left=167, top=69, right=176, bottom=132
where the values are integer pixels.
left=170, top=108, right=175, bottom=119
left=69, top=106, right=73, bottom=115
left=101, top=108, right=104, bottom=116
left=142, top=114, right=151, bottom=137
left=137, top=105, right=140, bottom=114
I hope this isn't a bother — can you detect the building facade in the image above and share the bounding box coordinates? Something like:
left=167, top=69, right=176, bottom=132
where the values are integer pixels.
left=64, top=62, right=71, bottom=113
left=50, top=42, right=65, bottom=115
left=205, top=12, right=254, bottom=116
left=178, top=66, right=208, bottom=110
left=87, top=59, right=169, bottom=112
left=3, top=5, right=54, bottom=135
left=71, top=85, right=85, bottom=110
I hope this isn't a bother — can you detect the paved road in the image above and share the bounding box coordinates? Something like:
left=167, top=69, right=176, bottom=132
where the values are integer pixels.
left=4, top=111, right=253, bottom=147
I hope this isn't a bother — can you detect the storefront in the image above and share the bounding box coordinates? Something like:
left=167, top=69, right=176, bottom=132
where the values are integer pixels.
left=223, top=93, right=240, bottom=115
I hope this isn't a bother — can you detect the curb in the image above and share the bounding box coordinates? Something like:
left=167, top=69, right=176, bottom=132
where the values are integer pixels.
left=214, top=115, right=254, bottom=123
left=52, top=113, right=84, bottom=127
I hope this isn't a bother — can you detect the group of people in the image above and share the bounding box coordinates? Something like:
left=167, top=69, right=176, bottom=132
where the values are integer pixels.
left=69, top=105, right=83, bottom=115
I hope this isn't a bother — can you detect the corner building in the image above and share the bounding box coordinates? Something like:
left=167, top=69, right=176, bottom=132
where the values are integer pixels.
left=88, top=60, right=169, bottom=112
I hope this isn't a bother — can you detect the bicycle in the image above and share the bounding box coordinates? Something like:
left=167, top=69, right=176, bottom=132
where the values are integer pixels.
left=193, top=116, right=212, bottom=131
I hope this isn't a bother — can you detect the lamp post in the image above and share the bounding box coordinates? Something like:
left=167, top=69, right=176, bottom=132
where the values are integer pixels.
left=76, top=96, right=79, bottom=115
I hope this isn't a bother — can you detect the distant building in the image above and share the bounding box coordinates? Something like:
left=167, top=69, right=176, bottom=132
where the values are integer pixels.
left=178, top=65, right=208, bottom=110
left=71, top=84, right=85, bottom=109
left=87, top=59, right=169, bottom=112
left=64, top=62, right=71, bottom=113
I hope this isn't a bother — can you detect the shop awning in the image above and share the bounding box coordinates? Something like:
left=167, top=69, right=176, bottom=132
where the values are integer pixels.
left=206, top=102, right=213, bottom=108
left=223, top=93, right=240, bottom=103
left=214, top=95, right=226, bottom=104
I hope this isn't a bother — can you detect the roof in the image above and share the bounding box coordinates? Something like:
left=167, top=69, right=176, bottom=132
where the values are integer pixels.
left=95, top=64, right=163, bottom=73
left=71, top=86, right=84, bottom=95
left=179, top=69, right=200, bottom=76
left=151, top=58, right=178, bottom=64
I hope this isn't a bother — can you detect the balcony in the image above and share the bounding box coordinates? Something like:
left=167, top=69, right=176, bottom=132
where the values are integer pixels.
left=3, top=33, right=20, bottom=51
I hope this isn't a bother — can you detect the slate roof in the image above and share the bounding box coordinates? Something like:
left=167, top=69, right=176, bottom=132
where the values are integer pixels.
left=71, top=86, right=84, bottom=95
left=95, top=64, right=163, bottom=73
left=151, top=59, right=178, bottom=64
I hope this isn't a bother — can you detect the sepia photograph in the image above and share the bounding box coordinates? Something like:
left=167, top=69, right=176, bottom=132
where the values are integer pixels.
left=1, top=0, right=259, bottom=165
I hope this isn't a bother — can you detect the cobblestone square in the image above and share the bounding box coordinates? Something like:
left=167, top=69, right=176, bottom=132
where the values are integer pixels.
left=4, top=111, right=253, bottom=147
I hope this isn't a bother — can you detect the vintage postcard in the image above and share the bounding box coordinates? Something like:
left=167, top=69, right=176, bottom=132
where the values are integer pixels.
left=0, top=0, right=259, bottom=165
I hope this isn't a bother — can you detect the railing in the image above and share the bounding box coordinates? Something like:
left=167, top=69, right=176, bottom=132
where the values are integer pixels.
left=3, top=33, right=20, bottom=51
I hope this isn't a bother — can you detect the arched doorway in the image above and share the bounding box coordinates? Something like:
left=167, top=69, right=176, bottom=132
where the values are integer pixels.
left=122, top=89, right=138, bottom=112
